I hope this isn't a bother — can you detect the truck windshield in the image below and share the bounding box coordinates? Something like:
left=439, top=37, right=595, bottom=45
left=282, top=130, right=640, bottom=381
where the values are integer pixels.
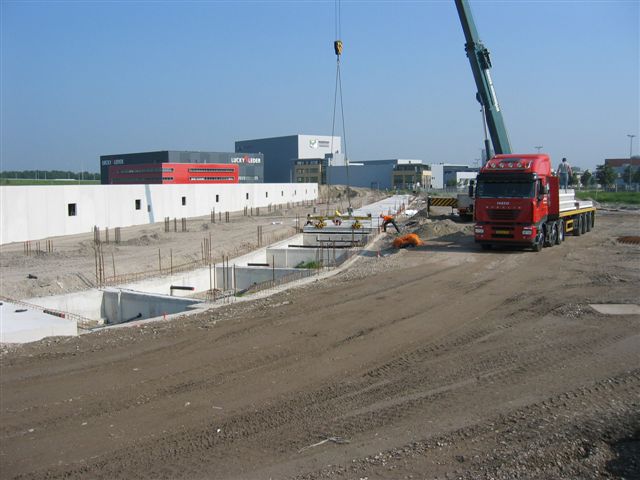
left=476, top=181, right=535, bottom=198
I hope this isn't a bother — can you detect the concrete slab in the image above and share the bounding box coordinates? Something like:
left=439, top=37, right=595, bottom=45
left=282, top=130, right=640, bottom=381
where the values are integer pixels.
left=0, top=301, right=77, bottom=343
left=589, top=304, right=640, bottom=315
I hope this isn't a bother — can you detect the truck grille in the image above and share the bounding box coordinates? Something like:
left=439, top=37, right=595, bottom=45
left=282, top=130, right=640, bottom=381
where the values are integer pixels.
left=487, top=209, right=520, bottom=221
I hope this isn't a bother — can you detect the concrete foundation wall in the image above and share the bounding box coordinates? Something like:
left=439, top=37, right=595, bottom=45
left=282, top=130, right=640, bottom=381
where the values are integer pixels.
left=25, top=289, right=105, bottom=320
left=222, top=266, right=300, bottom=290
left=101, top=289, right=200, bottom=324
left=266, top=246, right=347, bottom=268
left=1, top=183, right=317, bottom=244
left=301, top=231, right=370, bottom=246
left=1, top=301, right=78, bottom=343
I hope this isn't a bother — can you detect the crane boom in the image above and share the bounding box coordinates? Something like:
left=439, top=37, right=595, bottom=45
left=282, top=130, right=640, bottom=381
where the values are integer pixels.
left=455, top=0, right=512, bottom=157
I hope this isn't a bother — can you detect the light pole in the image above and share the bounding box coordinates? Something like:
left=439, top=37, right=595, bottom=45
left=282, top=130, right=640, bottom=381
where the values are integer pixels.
left=534, top=145, right=543, bottom=153
left=627, top=134, right=636, bottom=158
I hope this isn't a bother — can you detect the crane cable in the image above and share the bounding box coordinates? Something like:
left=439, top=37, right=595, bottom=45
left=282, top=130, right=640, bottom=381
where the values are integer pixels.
left=329, top=0, right=351, bottom=211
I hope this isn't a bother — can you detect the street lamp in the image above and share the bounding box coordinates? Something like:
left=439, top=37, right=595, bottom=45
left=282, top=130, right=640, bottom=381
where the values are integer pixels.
left=534, top=145, right=543, bottom=153
left=627, top=134, right=636, bottom=158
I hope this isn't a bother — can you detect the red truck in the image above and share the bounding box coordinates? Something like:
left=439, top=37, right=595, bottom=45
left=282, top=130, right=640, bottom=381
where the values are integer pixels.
left=473, top=154, right=596, bottom=252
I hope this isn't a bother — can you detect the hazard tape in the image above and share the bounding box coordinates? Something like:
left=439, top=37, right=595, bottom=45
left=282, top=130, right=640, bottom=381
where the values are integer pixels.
left=429, top=197, right=458, bottom=207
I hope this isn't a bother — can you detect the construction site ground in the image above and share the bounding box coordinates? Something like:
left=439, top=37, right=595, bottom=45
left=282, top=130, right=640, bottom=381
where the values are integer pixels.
left=1, top=202, right=639, bottom=479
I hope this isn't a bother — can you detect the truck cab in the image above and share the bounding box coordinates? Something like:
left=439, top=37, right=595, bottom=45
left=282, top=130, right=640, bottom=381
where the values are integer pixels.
left=474, top=154, right=553, bottom=250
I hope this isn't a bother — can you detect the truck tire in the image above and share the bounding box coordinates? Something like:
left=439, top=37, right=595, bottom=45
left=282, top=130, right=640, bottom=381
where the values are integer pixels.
left=585, top=212, right=592, bottom=232
left=591, top=212, right=595, bottom=229
left=574, top=215, right=582, bottom=236
left=555, top=220, right=564, bottom=245
left=581, top=213, right=588, bottom=234
left=544, top=222, right=557, bottom=247
left=481, top=243, right=492, bottom=251
left=533, top=237, right=543, bottom=252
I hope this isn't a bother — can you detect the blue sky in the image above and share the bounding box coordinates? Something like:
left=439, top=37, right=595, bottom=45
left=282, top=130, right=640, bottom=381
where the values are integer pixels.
left=1, top=0, right=638, bottom=173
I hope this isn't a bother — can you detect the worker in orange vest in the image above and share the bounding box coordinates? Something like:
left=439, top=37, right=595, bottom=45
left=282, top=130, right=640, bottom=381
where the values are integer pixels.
left=380, top=213, right=400, bottom=233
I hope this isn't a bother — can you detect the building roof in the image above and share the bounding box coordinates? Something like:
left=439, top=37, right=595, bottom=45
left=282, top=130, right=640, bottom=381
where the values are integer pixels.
left=605, top=157, right=640, bottom=167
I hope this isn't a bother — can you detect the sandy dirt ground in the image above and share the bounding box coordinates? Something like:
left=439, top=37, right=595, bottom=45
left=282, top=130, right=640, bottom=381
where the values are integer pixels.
left=1, top=205, right=639, bottom=479
left=0, top=186, right=382, bottom=300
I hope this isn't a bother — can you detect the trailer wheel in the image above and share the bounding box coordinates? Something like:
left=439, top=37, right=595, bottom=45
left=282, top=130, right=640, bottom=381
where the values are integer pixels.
left=581, top=213, right=588, bottom=234
left=574, top=215, right=582, bottom=236
left=585, top=212, right=592, bottom=232
left=555, top=220, right=564, bottom=244
left=591, top=211, right=595, bottom=229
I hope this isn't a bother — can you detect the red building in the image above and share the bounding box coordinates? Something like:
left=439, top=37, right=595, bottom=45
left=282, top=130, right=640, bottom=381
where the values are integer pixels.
left=108, top=163, right=239, bottom=184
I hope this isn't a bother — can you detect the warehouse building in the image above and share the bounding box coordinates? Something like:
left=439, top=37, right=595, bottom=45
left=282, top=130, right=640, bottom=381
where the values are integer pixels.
left=109, top=163, right=239, bottom=184
left=235, top=135, right=342, bottom=183
left=100, top=151, right=263, bottom=184
left=605, top=157, right=640, bottom=187
left=430, top=163, right=478, bottom=189
left=294, top=158, right=429, bottom=190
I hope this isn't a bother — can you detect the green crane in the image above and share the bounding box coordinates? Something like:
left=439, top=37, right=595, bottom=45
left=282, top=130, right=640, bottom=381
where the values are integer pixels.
left=455, top=0, right=512, bottom=162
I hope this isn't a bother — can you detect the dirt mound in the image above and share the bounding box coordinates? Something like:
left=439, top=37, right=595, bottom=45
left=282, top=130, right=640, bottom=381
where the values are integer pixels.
left=402, top=208, right=473, bottom=240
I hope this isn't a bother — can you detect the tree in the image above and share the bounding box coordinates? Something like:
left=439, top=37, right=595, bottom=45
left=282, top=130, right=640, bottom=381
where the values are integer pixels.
left=622, top=165, right=633, bottom=185
left=595, top=164, right=616, bottom=188
left=580, top=170, right=592, bottom=188
left=570, top=172, right=580, bottom=186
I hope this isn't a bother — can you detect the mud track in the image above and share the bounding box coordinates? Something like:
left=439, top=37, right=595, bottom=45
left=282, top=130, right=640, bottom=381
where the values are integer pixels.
left=1, top=210, right=639, bottom=479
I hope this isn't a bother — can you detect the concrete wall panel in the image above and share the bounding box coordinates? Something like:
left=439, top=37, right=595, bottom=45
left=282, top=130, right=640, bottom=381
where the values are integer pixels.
left=1, top=183, right=317, bottom=244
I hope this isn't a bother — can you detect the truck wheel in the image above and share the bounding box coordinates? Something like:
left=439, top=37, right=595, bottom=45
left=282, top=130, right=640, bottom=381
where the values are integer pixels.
left=555, top=220, right=564, bottom=244
left=544, top=222, right=557, bottom=247
left=591, top=212, right=595, bottom=229
left=481, top=243, right=492, bottom=251
left=533, top=230, right=544, bottom=252
left=574, top=215, right=582, bottom=236
left=581, top=213, right=588, bottom=234
left=585, top=212, right=592, bottom=232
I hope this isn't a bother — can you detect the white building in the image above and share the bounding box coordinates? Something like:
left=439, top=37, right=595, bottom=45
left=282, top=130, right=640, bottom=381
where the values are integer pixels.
left=235, top=135, right=342, bottom=183
left=430, top=163, right=477, bottom=189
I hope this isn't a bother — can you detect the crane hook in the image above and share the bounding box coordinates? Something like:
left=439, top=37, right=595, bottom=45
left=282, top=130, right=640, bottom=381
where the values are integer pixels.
left=334, top=40, right=343, bottom=57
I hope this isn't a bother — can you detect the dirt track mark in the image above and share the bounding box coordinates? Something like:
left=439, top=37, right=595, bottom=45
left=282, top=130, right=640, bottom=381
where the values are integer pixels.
left=295, top=368, right=640, bottom=479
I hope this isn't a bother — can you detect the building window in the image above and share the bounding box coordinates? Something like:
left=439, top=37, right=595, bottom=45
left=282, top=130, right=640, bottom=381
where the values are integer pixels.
left=188, top=168, right=234, bottom=173
left=67, top=203, right=76, bottom=216
left=281, top=191, right=284, bottom=196
left=182, top=196, right=186, bottom=206
left=245, top=193, right=249, bottom=200
left=135, top=199, right=141, bottom=210
left=265, top=191, right=268, bottom=198
left=216, top=194, right=219, bottom=203
left=189, top=177, right=235, bottom=181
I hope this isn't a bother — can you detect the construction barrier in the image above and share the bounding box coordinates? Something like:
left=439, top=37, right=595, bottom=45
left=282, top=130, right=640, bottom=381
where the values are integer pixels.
left=428, top=197, right=458, bottom=207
